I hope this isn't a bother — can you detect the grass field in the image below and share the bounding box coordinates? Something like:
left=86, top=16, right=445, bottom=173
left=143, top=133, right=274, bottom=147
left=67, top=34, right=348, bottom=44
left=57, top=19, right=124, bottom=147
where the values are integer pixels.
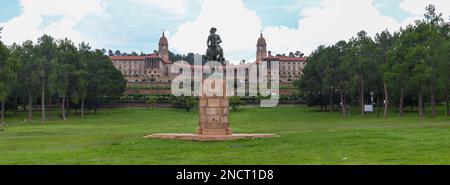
left=0, top=106, right=449, bottom=164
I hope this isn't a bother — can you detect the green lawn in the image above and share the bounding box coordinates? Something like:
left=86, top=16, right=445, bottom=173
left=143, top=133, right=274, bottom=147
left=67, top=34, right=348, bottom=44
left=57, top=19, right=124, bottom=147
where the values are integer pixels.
left=0, top=106, right=449, bottom=164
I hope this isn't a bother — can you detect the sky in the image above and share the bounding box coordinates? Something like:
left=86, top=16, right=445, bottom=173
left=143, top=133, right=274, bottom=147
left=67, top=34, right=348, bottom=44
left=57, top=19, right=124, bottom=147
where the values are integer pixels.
left=1, top=0, right=450, bottom=62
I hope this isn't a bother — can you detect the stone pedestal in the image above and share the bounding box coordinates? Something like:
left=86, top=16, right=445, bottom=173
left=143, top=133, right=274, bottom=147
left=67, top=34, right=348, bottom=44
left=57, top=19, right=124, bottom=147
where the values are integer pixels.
left=197, top=80, right=232, bottom=136
left=145, top=71, right=277, bottom=141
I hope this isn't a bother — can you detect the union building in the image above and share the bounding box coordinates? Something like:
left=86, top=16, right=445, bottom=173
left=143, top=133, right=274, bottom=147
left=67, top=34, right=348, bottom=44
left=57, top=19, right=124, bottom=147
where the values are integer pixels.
left=110, top=32, right=308, bottom=84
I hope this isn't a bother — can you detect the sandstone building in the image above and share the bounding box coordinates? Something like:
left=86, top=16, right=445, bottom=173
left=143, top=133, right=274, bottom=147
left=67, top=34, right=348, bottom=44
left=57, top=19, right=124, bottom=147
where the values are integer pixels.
left=110, top=32, right=307, bottom=84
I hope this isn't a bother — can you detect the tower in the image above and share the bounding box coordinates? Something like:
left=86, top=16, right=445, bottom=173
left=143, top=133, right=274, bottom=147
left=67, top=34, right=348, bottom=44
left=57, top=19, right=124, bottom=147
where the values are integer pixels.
left=256, top=32, right=267, bottom=62
left=158, top=31, right=169, bottom=62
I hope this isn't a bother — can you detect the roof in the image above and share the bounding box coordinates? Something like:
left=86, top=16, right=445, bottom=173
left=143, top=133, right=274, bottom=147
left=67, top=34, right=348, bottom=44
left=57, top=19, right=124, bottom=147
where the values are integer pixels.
left=172, top=63, right=254, bottom=70
left=264, top=56, right=307, bottom=62
left=109, top=53, right=172, bottom=64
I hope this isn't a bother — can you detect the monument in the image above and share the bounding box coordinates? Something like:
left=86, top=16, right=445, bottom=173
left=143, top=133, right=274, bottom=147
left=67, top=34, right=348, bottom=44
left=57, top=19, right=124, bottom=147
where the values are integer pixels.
left=145, top=28, right=277, bottom=141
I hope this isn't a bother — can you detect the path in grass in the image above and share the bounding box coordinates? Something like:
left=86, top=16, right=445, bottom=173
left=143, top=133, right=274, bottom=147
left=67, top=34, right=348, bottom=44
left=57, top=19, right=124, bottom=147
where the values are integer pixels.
left=0, top=107, right=449, bottom=164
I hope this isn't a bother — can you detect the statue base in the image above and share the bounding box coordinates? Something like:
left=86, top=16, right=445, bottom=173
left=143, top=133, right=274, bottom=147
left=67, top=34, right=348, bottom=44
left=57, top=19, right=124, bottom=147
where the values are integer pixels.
left=145, top=73, right=278, bottom=141
left=144, top=133, right=277, bottom=141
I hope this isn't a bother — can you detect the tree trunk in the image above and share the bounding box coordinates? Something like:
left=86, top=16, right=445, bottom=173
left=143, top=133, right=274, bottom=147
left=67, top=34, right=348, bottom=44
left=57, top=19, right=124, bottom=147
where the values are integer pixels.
left=418, top=93, right=424, bottom=120
left=399, top=87, right=404, bottom=117
left=430, top=88, right=436, bottom=118
left=14, top=97, right=18, bottom=115
left=446, top=93, right=449, bottom=116
left=383, top=83, right=389, bottom=118
left=27, top=89, right=33, bottom=123
left=41, top=80, right=46, bottom=123
left=48, top=96, right=52, bottom=120
left=376, top=93, right=380, bottom=117
left=66, top=97, right=70, bottom=117
left=61, top=94, right=66, bottom=120
left=81, top=99, right=85, bottom=118
left=329, top=88, right=334, bottom=112
left=1, top=101, right=5, bottom=124
left=360, top=76, right=365, bottom=117
left=340, top=90, right=346, bottom=117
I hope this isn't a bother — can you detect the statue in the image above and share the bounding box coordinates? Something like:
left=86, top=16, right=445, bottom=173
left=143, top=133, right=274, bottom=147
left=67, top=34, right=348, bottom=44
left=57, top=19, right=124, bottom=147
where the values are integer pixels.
left=206, top=27, right=225, bottom=63
left=144, top=27, right=277, bottom=141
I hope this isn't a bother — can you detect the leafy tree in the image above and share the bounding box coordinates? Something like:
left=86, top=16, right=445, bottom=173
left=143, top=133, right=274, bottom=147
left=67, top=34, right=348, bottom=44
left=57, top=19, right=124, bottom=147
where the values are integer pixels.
left=51, top=38, right=78, bottom=120
left=108, top=49, right=114, bottom=56
left=76, top=42, right=91, bottom=118
left=375, top=30, right=396, bottom=118
left=350, top=31, right=377, bottom=116
left=0, top=40, right=18, bottom=124
left=114, top=50, right=121, bottom=56
left=86, top=50, right=126, bottom=113
left=14, top=41, right=38, bottom=122
left=334, top=41, right=353, bottom=116
left=36, top=34, right=57, bottom=123
left=230, top=96, right=244, bottom=111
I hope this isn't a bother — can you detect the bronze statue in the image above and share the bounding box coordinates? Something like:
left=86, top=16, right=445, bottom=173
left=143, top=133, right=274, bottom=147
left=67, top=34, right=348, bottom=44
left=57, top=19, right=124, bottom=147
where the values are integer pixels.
left=206, top=27, right=224, bottom=63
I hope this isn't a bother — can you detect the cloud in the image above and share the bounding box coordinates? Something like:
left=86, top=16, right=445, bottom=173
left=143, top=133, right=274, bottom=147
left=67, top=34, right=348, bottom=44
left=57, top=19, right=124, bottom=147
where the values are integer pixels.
left=275, top=0, right=450, bottom=56
left=170, top=0, right=262, bottom=62
left=132, top=0, right=189, bottom=15
left=399, top=0, right=450, bottom=17
left=2, top=0, right=446, bottom=61
left=0, top=0, right=104, bottom=45
left=264, top=0, right=402, bottom=56
left=398, top=0, right=450, bottom=26
left=171, top=0, right=413, bottom=62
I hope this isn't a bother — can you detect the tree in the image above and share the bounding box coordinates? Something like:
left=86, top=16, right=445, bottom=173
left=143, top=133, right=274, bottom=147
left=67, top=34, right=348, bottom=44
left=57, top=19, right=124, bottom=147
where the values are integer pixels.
left=334, top=41, right=353, bottom=116
left=298, top=45, right=328, bottom=111
left=86, top=50, right=126, bottom=113
left=108, top=49, right=114, bottom=56
left=423, top=4, right=446, bottom=118
left=0, top=40, right=18, bottom=124
left=36, top=34, right=57, bottom=123
left=230, top=96, right=244, bottom=111
left=114, top=50, right=121, bottom=56
left=76, top=42, right=91, bottom=118
left=375, top=30, right=396, bottom=118
left=351, top=31, right=377, bottom=117
left=51, top=38, right=78, bottom=120
left=433, top=25, right=450, bottom=116
left=14, top=41, right=38, bottom=122
left=387, top=26, right=417, bottom=117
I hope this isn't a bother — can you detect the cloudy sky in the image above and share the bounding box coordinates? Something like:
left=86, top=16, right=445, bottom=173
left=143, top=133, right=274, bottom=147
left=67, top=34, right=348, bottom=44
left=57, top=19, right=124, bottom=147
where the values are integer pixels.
left=1, top=0, right=450, bottom=62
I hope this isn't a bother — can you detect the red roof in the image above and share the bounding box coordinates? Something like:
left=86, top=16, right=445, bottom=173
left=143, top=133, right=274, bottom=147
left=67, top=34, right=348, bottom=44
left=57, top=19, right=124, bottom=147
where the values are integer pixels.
left=173, top=62, right=254, bottom=70
left=264, top=56, right=307, bottom=62
left=109, top=53, right=161, bottom=61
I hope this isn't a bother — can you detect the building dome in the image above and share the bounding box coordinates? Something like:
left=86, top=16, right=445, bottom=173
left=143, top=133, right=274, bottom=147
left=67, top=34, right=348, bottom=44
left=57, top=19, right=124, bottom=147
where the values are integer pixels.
left=257, top=33, right=266, bottom=46
left=159, top=31, right=168, bottom=45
